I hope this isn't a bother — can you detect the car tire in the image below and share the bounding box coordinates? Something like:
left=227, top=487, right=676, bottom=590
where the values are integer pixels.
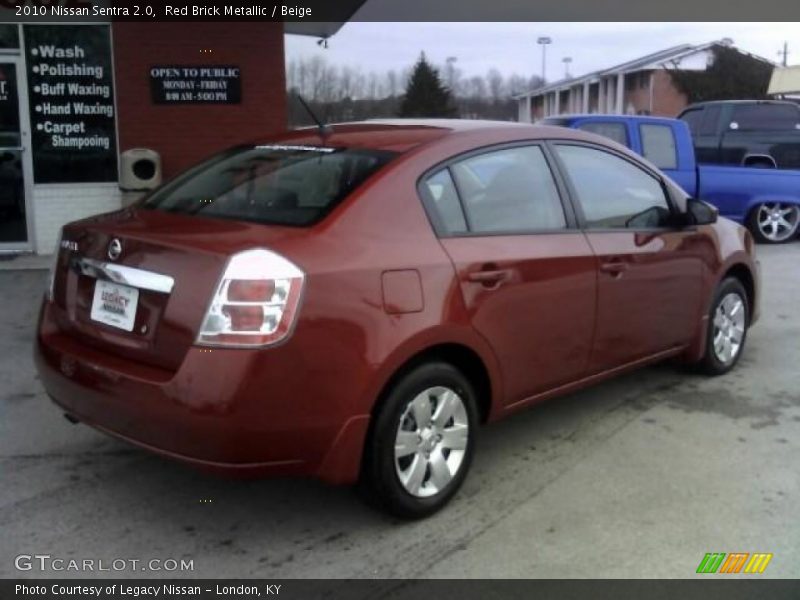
left=746, top=202, right=800, bottom=244
left=698, top=277, right=750, bottom=376
left=360, top=361, right=478, bottom=519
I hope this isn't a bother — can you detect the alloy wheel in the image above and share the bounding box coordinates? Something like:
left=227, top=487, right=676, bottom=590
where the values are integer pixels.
left=394, top=386, right=469, bottom=498
left=756, top=202, right=800, bottom=242
left=712, top=292, right=746, bottom=365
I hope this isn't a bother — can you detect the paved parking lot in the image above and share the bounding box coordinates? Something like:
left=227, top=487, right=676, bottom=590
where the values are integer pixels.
left=1, top=245, right=798, bottom=579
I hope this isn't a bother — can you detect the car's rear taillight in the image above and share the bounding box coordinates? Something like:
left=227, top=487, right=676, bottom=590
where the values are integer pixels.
left=197, top=248, right=305, bottom=347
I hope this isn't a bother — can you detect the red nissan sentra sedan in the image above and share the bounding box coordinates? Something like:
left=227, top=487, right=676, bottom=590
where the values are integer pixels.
left=35, top=120, right=759, bottom=517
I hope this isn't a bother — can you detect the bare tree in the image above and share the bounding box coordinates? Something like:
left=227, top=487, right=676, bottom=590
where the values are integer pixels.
left=487, top=68, right=504, bottom=104
left=386, top=70, right=399, bottom=97
left=286, top=55, right=539, bottom=126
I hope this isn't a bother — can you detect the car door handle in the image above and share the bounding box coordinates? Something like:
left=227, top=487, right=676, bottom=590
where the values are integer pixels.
left=467, top=269, right=510, bottom=286
left=599, top=261, right=629, bottom=276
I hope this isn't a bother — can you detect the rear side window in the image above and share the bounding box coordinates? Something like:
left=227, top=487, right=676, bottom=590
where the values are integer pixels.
left=142, top=145, right=395, bottom=226
left=555, top=144, right=671, bottom=229
left=577, top=121, right=628, bottom=146
left=449, top=145, right=566, bottom=233
left=730, top=104, right=800, bottom=131
left=422, top=169, right=467, bottom=234
left=640, top=124, right=678, bottom=170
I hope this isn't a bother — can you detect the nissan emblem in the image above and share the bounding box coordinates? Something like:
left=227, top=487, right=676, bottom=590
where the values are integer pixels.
left=108, top=239, right=122, bottom=261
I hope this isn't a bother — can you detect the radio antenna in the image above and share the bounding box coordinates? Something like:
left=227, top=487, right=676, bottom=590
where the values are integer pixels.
left=296, top=95, right=333, bottom=139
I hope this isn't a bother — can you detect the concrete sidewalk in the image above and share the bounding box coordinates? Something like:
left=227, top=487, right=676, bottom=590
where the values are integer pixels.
left=0, top=253, right=52, bottom=271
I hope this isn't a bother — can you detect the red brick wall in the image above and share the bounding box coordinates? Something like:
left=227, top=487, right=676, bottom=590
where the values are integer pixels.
left=112, top=22, right=286, bottom=177
left=651, top=70, right=688, bottom=117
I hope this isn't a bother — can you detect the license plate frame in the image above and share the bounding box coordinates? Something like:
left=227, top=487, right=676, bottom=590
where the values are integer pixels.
left=90, top=280, right=139, bottom=332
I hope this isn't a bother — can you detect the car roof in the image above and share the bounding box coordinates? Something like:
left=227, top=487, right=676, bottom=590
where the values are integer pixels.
left=542, top=113, right=680, bottom=124
left=259, top=119, right=580, bottom=153
left=686, top=99, right=800, bottom=108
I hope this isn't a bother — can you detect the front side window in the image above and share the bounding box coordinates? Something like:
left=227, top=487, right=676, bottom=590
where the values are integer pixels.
left=577, top=121, right=628, bottom=146
left=640, top=124, right=678, bottom=170
left=449, top=145, right=566, bottom=233
left=555, top=144, right=671, bottom=229
left=142, top=145, right=395, bottom=227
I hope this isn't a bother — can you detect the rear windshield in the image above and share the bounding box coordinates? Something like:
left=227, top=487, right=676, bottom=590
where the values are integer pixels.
left=141, top=145, right=396, bottom=226
left=731, top=103, right=800, bottom=131
left=539, top=118, right=569, bottom=126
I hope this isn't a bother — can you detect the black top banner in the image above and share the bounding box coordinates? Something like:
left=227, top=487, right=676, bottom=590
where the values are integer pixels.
left=1, top=0, right=800, bottom=22
left=23, top=24, right=117, bottom=183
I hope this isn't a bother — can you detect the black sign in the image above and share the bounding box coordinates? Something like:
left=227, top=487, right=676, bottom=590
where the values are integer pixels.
left=24, top=25, right=117, bottom=184
left=0, top=64, right=20, bottom=137
left=150, top=65, right=241, bottom=104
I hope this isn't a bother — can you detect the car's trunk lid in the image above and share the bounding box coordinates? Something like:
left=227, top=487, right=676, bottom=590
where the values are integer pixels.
left=51, top=208, right=307, bottom=371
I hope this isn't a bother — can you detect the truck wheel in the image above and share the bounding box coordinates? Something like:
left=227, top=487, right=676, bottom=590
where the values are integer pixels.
left=360, top=361, right=477, bottom=519
left=747, top=202, right=800, bottom=243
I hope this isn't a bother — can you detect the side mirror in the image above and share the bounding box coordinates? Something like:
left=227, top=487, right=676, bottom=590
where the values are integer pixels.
left=686, top=198, right=718, bottom=226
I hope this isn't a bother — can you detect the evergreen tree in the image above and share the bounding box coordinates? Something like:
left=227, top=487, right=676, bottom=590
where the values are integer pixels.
left=399, top=53, right=457, bottom=118
left=668, top=45, right=773, bottom=103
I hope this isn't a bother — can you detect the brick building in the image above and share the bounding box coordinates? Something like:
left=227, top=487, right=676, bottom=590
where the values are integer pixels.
left=516, top=41, right=772, bottom=123
left=0, top=18, right=352, bottom=255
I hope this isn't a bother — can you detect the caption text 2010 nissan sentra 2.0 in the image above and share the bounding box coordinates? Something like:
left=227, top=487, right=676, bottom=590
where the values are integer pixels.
left=35, top=120, right=760, bottom=518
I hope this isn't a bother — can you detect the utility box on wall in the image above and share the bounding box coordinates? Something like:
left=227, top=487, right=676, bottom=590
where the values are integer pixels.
left=119, top=148, right=161, bottom=207
left=120, top=148, right=162, bottom=191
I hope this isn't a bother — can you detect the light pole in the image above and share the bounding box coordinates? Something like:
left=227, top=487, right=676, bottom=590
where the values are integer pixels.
left=446, top=56, right=458, bottom=92
left=778, top=42, right=789, bottom=67
left=537, top=36, right=552, bottom=84
left=563, top=57, right=572, bottom=78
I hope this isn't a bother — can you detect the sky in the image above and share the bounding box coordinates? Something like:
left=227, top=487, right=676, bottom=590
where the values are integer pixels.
left=285, top=22, right=800, bottom=83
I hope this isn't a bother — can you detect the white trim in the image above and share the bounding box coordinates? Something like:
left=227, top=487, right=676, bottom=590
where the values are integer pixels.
left=0, top=39, right=35, bottom=252
left=107, top=23, right=122, bottom=183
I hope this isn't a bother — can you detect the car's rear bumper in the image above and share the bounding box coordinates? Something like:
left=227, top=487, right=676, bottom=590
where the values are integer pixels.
left=34, top=302, right=370, bottom=484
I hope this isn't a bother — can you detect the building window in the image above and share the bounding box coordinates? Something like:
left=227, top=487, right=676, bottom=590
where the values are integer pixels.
left=0, top=24, right=19, bottom=49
